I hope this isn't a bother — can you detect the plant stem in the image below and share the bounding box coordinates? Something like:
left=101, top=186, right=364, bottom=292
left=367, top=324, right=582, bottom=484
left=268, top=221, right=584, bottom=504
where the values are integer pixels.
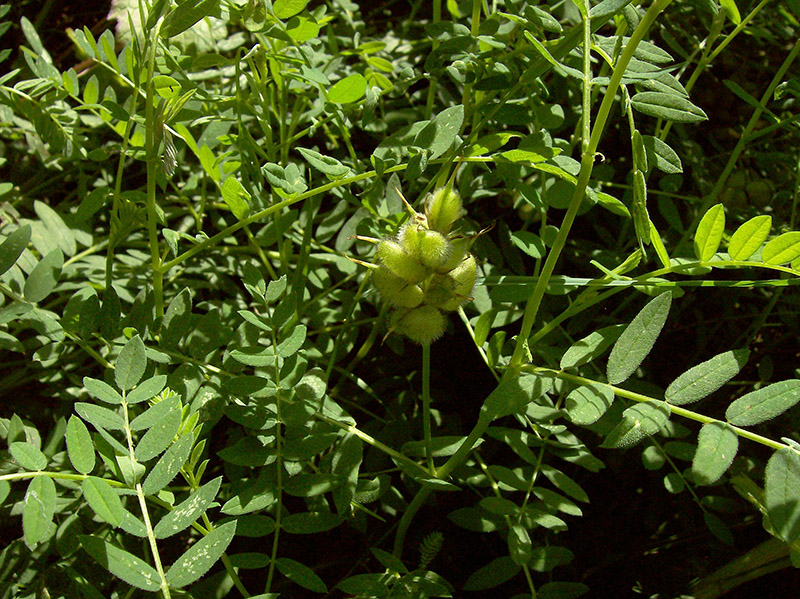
left=527, top=366, right=789, bottom=451
left=507, top=0, right=674, bottom=375
left=144, top=19, right=165, bottom=319
left=422, top=343, right=434, bottom=473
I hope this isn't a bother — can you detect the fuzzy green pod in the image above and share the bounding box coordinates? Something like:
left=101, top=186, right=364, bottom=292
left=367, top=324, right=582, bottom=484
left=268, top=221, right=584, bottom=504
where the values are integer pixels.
left=392, top=305, right=447, bottom=345
left=416, top=230, right=451, bottom=269
left=372, top=266, right=424, bottom=308
left=439, top=254, right=477, bottom=311
left=398, top=222, right=422, bottom=255
left=435, top=235, right=471, bottom=273
left=376, top=239, right=428, bottom=284
left=426, top=273, right=457, bottom=309
left=426, top=187, right=463, bottom=235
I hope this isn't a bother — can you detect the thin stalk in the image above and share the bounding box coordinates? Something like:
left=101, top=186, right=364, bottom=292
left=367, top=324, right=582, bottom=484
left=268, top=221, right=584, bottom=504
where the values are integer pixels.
left=507, top=0, right=674, bottom=374
left=528, top=366, right=788, bottom=451
left=143, top=19, right=165, bottom=319
left=265, top=318, right=285, bottom=595
left=422, top=343, right=434, bottom=473
left=424, top=0, right=442, bottom=119
left=122, top=390, right=171, bottom=599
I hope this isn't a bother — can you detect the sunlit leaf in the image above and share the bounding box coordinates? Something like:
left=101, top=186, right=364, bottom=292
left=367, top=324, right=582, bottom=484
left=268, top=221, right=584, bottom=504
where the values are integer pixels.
left=607, top=292, right=671, bottom=384
left=693, top=203, right=725, bottom=261
left=665, top=349, right=749, bottom=405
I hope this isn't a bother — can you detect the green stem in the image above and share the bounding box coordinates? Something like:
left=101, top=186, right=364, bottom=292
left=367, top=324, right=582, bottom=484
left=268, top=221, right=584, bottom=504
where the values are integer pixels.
left=144, top=19, right=166, bottom=319
left=507, top=0, right=674, bottom=375
left=527, top=366, right=788, bottom=451
left=121, top=389, right=171, bottom=599
left=422, top=343, right=434, bottom=473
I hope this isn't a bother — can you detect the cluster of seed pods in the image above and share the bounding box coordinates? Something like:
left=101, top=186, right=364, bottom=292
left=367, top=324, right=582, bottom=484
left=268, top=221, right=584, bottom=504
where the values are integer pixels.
left=373, top=186, right=477, bottom=345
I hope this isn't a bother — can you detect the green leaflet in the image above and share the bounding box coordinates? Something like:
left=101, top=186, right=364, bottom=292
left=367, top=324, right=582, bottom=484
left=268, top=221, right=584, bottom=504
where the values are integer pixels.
left=728, top=215, right=771, bottom=260
left=566, top=383, right=614, bottom=425
left=273, top=0, right=308, bottom=19
left=726, top=379, right=800, bottom=426
left=66, top=415, right=95, bottom=474
left=463, top=556, right=520, bottom=591
left=24, top=248, right=63, bottom=303
left=83, top=376, right=123, bottom=405
left=115, top=335, right=147, bottom=391
left=153, top=477, right=222, bottom=539
left=23, top=475, right=56, bottom=546
left=630, top=91, right=707, bottom=123
left=165, top=521, right=237, bottom=587
left=297, top=147, right=350, bottom=178
left=275, top=557, right=328, bottom=593
left=607, top=292, right=671, bottom=385
left=528, top=546, right=574, bottom=572
left=9, top=442, right=48, bottom=471
left=693, top=203, right=725, bottom=261
left=141, top=433, right=194, bottom=495
left=161, top=0, right=218, bottom=38
left=130, top=394, right=182, bottom=431
left=75, top=402, right=126, bottom=431
left=765, top=448, right=800, bottom=543
left=0, top=225, right=31, bottom=276
left=665, top=349, right=749, bottom=405
left=762, top=231, right=800, bottom=265
left=80, top=535, right=161, bottom=591
left=692, top=422, right=738, bottom=485
left=126, top=374, right=168, bottom=405
left=480, top=372, right=554, bottom=422
left=134, top=398, right=182, bottom=461
left=641, top=135, right=682, bottom=174
left=328, top=74, right=367, bottom=104
left=508, top=523, right=532, bottom=565
left=221, top=177, right=251, bottom=220
left=602, top=402, right=671, bottom=448
left=560, top=324, right=625, bottom=369
left=81, top=477, right=125, bottom=527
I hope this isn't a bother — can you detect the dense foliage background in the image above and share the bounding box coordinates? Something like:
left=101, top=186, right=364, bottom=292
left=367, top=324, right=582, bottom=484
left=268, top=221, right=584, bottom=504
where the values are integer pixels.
left=1, top=0, right=800, bottom=597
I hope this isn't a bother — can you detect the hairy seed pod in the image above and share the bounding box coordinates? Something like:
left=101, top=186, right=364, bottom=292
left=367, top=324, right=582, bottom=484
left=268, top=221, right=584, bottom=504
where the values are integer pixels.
left=426, top=273, right=457, bottom=308
left=376, top=239, right=428, bottom=284
left=439, top=254, right=477, bottom=311
left=416, top=230, right=451, bottom=269
left=392, top=305, right=447, bottom=345
left=398, top=222, right=422, bottom=255
left=435, top=235, right=471, bottom=273
left=426, top=187, right=463, bottom=235
left=372, top=266, right=424, bottom=308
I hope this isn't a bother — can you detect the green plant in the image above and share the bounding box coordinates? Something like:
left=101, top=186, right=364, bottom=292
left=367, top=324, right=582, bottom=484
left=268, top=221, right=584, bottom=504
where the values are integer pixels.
left=1, top=0, right=800, bottom=598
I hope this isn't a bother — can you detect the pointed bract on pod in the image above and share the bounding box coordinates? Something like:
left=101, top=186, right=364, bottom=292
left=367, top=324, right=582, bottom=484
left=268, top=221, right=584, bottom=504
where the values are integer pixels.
left=376, top=239, right=428, bottom=284
left=372, top=266, right=424, bottom=308
left=426, top=187, right=463, bottom=235
left=392, top=305, right=447, bottom=345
